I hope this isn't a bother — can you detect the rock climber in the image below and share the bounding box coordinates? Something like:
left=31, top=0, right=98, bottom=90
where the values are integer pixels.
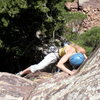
left=16, top=42, right=87, bottom=76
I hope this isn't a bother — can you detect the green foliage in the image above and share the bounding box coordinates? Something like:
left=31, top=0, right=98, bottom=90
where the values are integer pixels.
left=11, top=46, right=22, bottom=55
left=0, top=0, right=28, bottom=27
left=1, top=18, right=9, bottom=27
left=0, top=0, right=28, bottom=16
left=65, top=33, right=78, bottom=41
left=0, top=0, right=99, bottom=73
left=34, top=0, right=50, bottom=13
left=64, top=12, right=86, bottom=23
left=46, top=1, right=86, bottom=39
left=0, top=39, right=4, bottom=48
left=71, top=27, right=100, bottom=55
left=0, top=0, right=87, bottom=56
left=83, top=27, right=100, bottom=46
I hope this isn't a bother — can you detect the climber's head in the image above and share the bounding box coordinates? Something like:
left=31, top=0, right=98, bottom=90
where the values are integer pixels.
left=69, top=53, right=85, bottom=67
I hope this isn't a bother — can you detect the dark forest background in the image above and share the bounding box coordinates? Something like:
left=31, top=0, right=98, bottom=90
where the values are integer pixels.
left=0, top=0, right=100, bottom=73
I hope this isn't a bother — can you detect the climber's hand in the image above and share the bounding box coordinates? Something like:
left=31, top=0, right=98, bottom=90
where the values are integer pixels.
left=70, top=70, right=78, bottom=76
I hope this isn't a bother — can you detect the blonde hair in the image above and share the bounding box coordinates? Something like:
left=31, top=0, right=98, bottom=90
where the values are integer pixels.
left=70, top=42, right=86, bottom=54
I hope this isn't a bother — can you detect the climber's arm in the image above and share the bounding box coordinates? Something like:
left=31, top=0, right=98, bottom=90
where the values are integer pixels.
left=56, top=47, right=77, bottom=76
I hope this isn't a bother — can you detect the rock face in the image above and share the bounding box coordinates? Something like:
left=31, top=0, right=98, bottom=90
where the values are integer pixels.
left=80, top=0, right=100, bottom=32
left=0, top=73, right=34, bottom=100
left=79, top=0, right=90, bottom=6
left=0, top=45, right=100, bottom=100
left=65, top=0, right=100, bottom=33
